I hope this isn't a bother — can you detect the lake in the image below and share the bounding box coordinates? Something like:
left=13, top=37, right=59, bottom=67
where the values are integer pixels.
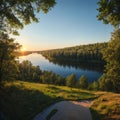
left=19, top=53, right=103, bottom=82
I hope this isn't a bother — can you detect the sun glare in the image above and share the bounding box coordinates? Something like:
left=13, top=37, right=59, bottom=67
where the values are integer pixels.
left=21, top=47, right=27, bottom=52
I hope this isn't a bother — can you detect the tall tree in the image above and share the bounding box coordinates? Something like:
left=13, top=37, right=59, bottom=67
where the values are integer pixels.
left=99, top=29, right=120, bottom=92
left=0, top=33, right=21, bottom=83
left=97, top=0, right=120, bottom=28
left=0, top=0, right=56, bottom=35
left=78, top=75, right=88, bottom=89
left=18, top=60, right=41, bottom=81
left=0, top=0, right=55, bottom=84
left=66, top=74, right=76, bottom=89
left=97, top=0, right=120, bottom=92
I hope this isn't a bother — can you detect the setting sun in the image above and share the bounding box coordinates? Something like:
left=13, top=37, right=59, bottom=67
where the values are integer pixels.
left=21, top=46, right=27, bottom=52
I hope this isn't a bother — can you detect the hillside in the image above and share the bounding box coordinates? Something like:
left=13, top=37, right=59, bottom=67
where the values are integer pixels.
left=0, top=81, right=96, bottom=120
left=0, top=81, right=120, bottom=120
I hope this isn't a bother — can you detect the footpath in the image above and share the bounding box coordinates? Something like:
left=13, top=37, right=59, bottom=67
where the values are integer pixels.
left=33, top=100, right=92, bottom=120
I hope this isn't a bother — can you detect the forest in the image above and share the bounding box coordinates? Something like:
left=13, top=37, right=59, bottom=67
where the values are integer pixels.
left=39, top=42, right=107, bottom=63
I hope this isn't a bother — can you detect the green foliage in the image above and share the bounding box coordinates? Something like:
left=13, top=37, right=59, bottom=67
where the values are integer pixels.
left=99, top=29, right=120, bottom=92
left=66, top=74, right=76, bottom=88
left=78, top=75, right=88, bottom=89
left=88, top=81, right=99, bottom=91
left=40, top=71, right=52, bottom=85
left=0, top=33, right=21, bottom=83
left=98, top=74, right=113, bottom=91
left=0, top=0, right=56, bottom=34
left=0, top=0, right=56, bottom=85
left=18, top=60, right=41, bottom=82
left=40, top=71, right=65, bottom=86
left=97, top=0, right=120, bottom=28
left=54, top=75, right=65, bottom=86
left=97, top=0, right=120, bottom=93
left=40, top=43, right=107, bottom=65
left=18, top=61, right=65, bottom=86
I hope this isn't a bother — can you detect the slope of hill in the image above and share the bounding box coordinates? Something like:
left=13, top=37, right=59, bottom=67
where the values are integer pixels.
left=0, top=81, right=119, bottom=120
left=0, top=81, right=96, bottom=120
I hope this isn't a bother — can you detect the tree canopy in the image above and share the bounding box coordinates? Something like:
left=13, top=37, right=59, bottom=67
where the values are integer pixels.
left=66, top=74, right=76, bottom=88
left=99, top=29, right=120, bottom=92
left=0, top=33, right=21, bottom=82
left=97, top=0, right=120, bottom=93
left=97, top=0, right=120, bottom=28
left=0, top=0, right=56, bottom=35
left=0, top=0, right=56, bottom=84
left=78, top=75, right=88, bottom=89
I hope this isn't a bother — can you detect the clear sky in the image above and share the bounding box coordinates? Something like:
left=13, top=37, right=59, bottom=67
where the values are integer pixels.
left=14, top=0, right=113, bottom=51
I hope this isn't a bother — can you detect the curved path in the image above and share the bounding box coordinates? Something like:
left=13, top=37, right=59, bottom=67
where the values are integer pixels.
left=33, top=100, right=92, bottom=120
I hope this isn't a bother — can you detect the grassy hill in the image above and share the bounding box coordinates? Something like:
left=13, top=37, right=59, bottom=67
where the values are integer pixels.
left=0, top=81, right=96, bottom=120
left=0, top=81, right=120, bottom=120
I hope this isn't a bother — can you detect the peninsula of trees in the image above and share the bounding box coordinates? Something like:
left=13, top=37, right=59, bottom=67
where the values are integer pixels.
left=39, top=42, right=107, bottom=64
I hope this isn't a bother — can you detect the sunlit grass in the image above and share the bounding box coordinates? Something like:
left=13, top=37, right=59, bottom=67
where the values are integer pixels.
left=7, top=81, right=96, bottom=100
left=0, top=81, right=96, bottom=120
left=90, top=92, right=120, bottom=120
left=1, top=81, right=119, bottom=120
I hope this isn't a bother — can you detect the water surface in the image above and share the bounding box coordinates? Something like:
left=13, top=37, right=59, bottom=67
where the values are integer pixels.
left=19, top=53, right=102, bottom=82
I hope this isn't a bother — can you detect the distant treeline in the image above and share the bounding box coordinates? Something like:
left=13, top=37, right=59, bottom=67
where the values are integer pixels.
left=39, top=42, right=107, bottom=64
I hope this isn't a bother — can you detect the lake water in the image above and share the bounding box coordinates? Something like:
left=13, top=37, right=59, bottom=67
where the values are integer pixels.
left=19, top=53, right=102, bottom=82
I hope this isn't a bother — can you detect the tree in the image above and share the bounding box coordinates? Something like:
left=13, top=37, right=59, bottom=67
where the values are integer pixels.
left=66, top=74, right=76, bottom=89
left=0, top=0, right=56, bottom=35
left=98, top=74, right=113, bottom=91
left=18, top=60, right=41, bottom=81
left=78, top=75, right=88, bottom=89
left=88, top=81, right=99, bottom=90
left=32, top=66, right=41, bottom=81
left=97, top=0, right=120, bottom=28
left=0, top=33, right=21, bottom=83
left=40, top=71, right=51, bottom=86
left=99, top=29, right=120, bottom=92
left=97, top=0, right=120, bottom=93
left=55, top=75, right=65, bottom=86
left=0, top=0, right=55, bottom=85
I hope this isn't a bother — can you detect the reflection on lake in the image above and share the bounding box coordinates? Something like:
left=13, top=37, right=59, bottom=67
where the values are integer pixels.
left=19, top=53, right=103, bottom=82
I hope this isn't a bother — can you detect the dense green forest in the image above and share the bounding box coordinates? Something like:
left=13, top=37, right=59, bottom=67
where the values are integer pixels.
left=39, top=42, right=107, bottom=63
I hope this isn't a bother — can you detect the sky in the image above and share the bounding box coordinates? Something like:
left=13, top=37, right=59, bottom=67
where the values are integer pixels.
left=14, top=0, right=113, bottom=51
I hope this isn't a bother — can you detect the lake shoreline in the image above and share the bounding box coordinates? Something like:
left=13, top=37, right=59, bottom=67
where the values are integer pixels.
left=19, top=53, right=103, bottom=82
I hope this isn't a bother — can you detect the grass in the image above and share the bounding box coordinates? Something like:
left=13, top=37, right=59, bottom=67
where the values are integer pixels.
left=0, top=81, right=96, bottom=120
left=90, top=92, right=120, bottom=120
left=1, top=81, right=119, bottom=120
left=46, top=109, right=58, bottom=120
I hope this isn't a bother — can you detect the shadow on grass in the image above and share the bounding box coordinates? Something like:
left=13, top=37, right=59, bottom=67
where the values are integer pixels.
left=0, top=83, right=97, bottom=120
left=90, top=108, right=102, bottom=120
left=0, top=84, right=63, bottom=120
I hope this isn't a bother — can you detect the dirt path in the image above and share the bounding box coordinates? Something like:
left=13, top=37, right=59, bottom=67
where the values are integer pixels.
left=33, top=100, right=92, bottom=120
